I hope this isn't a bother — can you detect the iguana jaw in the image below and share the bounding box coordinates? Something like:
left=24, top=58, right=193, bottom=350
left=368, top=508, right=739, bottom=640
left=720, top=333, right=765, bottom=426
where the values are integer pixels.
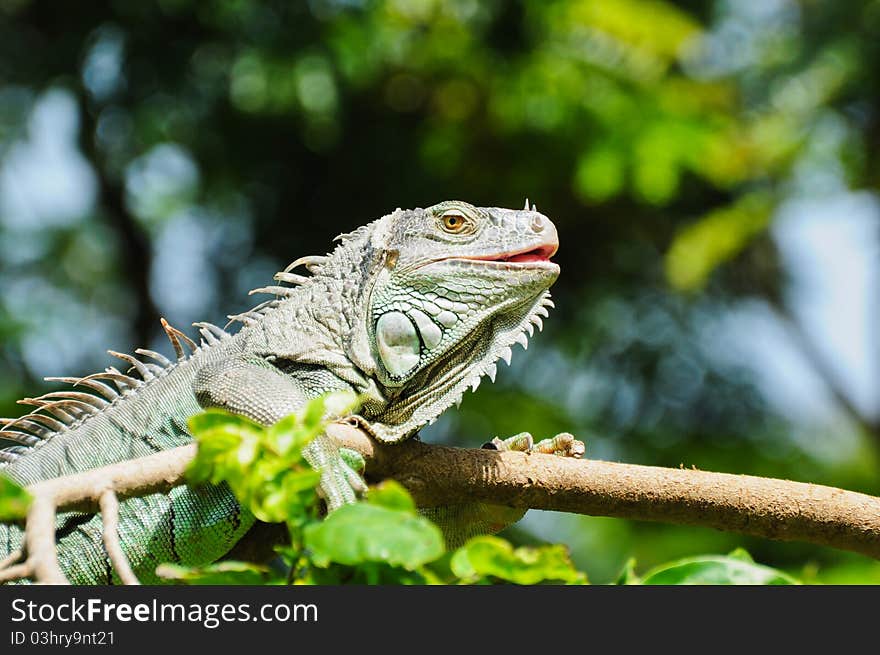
left=413, top=234, right=559, bottom=270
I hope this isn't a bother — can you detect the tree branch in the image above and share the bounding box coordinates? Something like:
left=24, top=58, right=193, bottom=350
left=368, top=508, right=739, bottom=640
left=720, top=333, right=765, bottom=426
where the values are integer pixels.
left=7, top=424, right=880, bottom=583
left=99, top=490, right=140, bottom=585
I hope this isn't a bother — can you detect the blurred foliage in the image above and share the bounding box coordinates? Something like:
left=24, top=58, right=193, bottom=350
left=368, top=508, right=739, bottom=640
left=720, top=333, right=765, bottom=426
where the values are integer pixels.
left=2, top=0, right=880, bottom=582
left=0, top=475, right=30, bottom=522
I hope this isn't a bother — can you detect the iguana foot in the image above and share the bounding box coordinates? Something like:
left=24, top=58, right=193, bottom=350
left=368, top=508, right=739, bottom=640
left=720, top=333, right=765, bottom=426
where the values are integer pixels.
left=425, top=433, right=585, bottom=549
left=484, top=431, right=585, bottom=459
left=303, top=434, right=368, bottom=512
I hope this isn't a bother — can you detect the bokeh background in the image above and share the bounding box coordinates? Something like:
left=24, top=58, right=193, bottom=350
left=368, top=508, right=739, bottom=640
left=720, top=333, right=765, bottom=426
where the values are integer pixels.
left=2, top=0, right=880, bottom=583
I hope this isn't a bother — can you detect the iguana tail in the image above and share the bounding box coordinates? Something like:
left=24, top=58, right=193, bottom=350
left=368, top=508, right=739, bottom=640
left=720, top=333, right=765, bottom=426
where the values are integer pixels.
left=1, top=485, right=254, bottom=584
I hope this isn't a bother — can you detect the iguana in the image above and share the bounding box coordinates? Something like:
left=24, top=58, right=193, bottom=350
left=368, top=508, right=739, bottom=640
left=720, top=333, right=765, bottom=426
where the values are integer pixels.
left=0, top=200, right=582, bottom=584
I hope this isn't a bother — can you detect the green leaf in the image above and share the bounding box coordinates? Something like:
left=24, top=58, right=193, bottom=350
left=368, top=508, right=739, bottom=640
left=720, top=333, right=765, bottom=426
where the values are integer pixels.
left=187, top=408, right=264, bottom=439
left=300, top=394, right=327, bottom=432
left=726, top=547, right=755, bottom=563
left=252, top=469, right=322, bottom=524
left=450, top=536, right=587, bottom=585
left=187, top=406, right=327, bottom=526
left=0, top=475, right=31, bottom=521
left=640, top=554, right=800, bottom=585
left=265, top=414, right=312, bottom=458
left=613, top=557, right=641, bottom=585
left=321, top=389, right=360, bottom=419
left=304, top=503, right=444, bottom=570
left=304, top=561, right=444, bottom=585
left=187, top=409, right=263, bottom=485
left=366, top=480, right=416, bottom=513
left=155, top=561, right=280, bottom=585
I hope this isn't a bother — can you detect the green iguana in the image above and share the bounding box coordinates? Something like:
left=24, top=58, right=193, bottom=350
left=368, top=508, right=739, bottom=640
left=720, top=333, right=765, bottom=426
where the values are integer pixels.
left=0, top=200, right=582, bottom=584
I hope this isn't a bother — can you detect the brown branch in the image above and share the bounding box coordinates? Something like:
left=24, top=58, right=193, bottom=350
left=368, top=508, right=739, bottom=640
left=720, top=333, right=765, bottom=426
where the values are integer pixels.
left=0, top=548, right=23, bottom=570
left=8, top=425, right=880, bottom=583
left=25, top=496, right=66, bottom=584
left=328, top=423, right=880, bottom=559
left=0, top=562, right=32, bottom=584
left=99, top=490, right=140, bottom=585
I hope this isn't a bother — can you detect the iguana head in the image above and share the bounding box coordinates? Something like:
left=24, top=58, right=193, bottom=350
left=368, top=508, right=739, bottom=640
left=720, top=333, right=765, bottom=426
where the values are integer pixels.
left=349, top=200, right=560, bottom=441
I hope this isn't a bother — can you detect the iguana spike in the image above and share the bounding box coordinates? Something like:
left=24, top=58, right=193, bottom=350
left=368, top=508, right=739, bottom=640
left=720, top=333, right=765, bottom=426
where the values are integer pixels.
left=284, top=255, right=327, bottom=273
left=197, top=329, right=217, bottom=346
left=4, top=418, right=52, bottom=438
left=41, top=400, right=96, bottom=421
left=541, top=297, right=555, bottom=309
left=532, top=203, right=537, bottom=212
left=108, top=351, right=154, bottom=380
left=535, top=306, right=549, bottom=319
left=17, top=398, right=77, bottom=424
left=18, top=412, right=66, bottom=432
left=246, top=300, right=274, bottom=315
left=228, top=314, right=258, bottom=327
left=0, top=429, right=40, bottom=446
left=135, top=349, right=172, bottom=367
left=160, top=318, right=197, bottom=361
left=45, top=376, right=120, bottom=401
left=273, top=272, right=309, bottom=286
left=248, top=286, right=295, bottom=298
left=500, top=346, right=513, bottom=366
left=524, top=197, right=530, bottom=211
left=192, top=322, right=228, bottom=346
left=470, top=377, right=481, bottom=393
left=80, top=369, right=142, bottom=393
left=32, top=391, right=109, bottom=411
left=530, top=315, right=543, bottom=332
left=515, top=332, right=529, bottom=350
left=486, top=362, right=497, bottom=383
left=524, top=322, right=534, bottom=337
left=144, top=363, right=165, bottom=375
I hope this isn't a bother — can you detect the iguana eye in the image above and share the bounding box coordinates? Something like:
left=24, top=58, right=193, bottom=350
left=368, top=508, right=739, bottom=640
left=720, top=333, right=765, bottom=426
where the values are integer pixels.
left=441, top=211, right=468, bottom=233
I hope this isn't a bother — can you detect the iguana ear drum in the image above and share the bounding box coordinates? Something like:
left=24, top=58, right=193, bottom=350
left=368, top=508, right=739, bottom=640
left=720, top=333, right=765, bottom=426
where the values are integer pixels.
left=376, top=311, right=420, bottom=377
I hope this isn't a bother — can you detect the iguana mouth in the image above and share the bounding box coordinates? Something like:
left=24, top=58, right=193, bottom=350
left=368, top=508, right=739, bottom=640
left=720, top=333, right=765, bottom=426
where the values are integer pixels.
left=493, top=243, right=557, bottom=263
left=457, top=242, right=558, bottom=266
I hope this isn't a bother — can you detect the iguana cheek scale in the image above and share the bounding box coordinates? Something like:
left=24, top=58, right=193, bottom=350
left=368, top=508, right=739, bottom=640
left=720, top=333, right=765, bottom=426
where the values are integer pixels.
left=0, top=200, right=582, bottom=584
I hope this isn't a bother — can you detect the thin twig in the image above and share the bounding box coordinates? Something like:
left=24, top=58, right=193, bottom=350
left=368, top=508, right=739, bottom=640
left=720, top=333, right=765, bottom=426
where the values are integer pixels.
left=25, top=496, right=67, bottom=584
left=0, top=562, right=33, bottom=584
left=99, top=489, right=140, bottom=585
left=0, top=548, right=23, bottom=571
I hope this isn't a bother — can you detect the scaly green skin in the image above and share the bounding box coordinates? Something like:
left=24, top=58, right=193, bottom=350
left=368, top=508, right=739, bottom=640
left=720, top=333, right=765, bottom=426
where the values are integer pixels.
left=0, top=200, right=567, bottom=583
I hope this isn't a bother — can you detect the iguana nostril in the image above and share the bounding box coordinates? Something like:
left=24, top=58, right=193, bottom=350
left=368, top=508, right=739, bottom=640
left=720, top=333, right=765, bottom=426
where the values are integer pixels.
left=530, top=215, right=545, bottom=233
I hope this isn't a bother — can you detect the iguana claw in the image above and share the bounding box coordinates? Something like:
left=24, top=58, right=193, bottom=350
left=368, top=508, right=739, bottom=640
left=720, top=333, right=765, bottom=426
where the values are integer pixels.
left=303, top=434, right=368, bottom=512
